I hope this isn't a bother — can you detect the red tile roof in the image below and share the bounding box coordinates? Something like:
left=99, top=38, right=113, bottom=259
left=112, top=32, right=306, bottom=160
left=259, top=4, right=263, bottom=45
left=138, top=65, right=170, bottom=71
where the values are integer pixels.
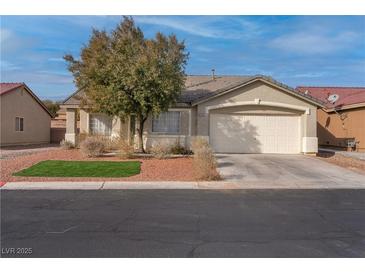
left=296, top=86, right=365, bottom=109
left=0, top=83, right=24, bottom=95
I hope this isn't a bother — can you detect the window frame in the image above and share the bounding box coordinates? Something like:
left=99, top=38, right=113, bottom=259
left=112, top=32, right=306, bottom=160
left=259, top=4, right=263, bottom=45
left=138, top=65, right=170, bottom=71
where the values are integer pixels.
left=15, top=117, right=24, bottom=132
left=152, top=111, right=181, bottom=134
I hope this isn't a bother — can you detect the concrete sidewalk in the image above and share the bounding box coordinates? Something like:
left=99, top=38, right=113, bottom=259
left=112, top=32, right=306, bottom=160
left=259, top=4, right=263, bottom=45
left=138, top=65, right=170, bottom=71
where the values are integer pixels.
left=2, top=180, right=365, bottom=190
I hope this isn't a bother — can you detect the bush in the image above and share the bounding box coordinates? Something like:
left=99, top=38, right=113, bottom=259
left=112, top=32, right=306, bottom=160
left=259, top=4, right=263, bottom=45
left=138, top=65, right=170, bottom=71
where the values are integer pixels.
left=80, top=136, right=105, bottom=157
left=118, top=139, right=135, bottom=159
left=192, top=137, right=221, bottom=180
left=79, top=133, right=118, bottom=151
left=191, top=137, right=210, bottom=152
left=60, top=139, right=74, bottom=149
left=103, top=136, right=123, bottom=151
left=150, top=143, right=171, bottom=159
left=170, top=140, right=191, bottom=155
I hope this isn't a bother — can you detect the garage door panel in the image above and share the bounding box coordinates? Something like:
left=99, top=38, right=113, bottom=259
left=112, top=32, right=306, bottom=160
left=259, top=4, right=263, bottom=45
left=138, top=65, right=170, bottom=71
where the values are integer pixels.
left=210, top=114, right=300, bottom=154
left=211, top=115, right=262, bottom=153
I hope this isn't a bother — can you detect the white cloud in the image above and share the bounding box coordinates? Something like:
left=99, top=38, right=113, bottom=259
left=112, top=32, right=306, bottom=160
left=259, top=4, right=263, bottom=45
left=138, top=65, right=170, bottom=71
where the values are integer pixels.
left=194, top=45, right=215, bottom=52
left=136, top=16, right=220, bottom=38
left=2, top=70, right=73, bottom=85
left=0, top=28, right=12, bottom=43
left=54, top=16, right=121, bottom=31
left=292, top=72, right=329, bottom=78
left=37, top=70, right=70, bottom=76
left=271, top=31, right=359, bottom=54
left=0, top=28, right=37, bottom=54
left=135, top=16, right=261, bottom=40
left=0, top=60, right=20, bottom=71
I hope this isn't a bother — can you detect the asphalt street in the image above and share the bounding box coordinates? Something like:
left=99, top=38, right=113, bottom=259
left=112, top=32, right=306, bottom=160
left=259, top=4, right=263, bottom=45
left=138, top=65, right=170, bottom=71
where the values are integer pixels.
left=1, top=189, right=365, bottom=257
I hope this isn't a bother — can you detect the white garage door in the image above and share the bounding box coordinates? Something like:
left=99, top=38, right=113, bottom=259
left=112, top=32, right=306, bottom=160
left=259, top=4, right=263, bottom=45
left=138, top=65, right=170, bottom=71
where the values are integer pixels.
left=210, top=114, right=301, bottom=154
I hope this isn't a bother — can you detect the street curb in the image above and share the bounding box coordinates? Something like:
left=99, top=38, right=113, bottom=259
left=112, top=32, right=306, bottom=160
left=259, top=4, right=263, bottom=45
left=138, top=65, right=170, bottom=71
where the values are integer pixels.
left=2, top=181, right=365, bottom=190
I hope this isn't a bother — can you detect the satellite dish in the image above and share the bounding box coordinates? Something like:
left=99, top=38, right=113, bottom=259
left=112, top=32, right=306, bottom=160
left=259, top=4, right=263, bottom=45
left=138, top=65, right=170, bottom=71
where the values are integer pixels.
left=327, top=94, right=340, bottom=104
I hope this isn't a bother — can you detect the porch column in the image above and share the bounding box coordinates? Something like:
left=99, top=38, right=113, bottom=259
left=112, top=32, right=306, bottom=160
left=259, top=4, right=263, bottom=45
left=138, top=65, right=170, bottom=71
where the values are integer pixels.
left=65, top=108, right=77, bottom=145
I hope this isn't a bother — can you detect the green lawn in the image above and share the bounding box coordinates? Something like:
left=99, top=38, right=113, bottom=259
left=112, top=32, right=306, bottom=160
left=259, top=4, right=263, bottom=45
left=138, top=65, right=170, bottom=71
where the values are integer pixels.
left=13, top=160, right=141, bottom=178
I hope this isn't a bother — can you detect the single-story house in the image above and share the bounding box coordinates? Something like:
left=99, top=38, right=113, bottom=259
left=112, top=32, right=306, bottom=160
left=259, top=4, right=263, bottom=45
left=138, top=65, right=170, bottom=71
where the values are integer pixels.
left=61, top=75, right=324, bottom=154
left=296, top=86, right=365, bottom=152
left=0, top=83, right=53, bottom=146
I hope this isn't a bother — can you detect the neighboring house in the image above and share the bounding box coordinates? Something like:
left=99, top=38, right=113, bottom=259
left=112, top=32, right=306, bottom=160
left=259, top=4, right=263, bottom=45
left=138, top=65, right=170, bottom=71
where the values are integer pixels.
left=51, top=108, right=66, bottom=128
left=50, top=108, right=80, bottom=144
left=50, top=108, right=66, bottom=144
left=61, top=75, right=324, bottom=154
left=0, top=83, right=52, bottom=146
left=296, top=86, right=365, bottom=152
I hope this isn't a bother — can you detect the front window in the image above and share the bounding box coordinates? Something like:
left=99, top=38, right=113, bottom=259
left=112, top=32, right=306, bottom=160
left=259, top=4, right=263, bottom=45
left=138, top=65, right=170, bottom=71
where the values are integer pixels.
left=89, top=114, right=112, bottom=136
left=15, top=117, right=24, bottom=131
left=152, top=111, right=180, bottom=133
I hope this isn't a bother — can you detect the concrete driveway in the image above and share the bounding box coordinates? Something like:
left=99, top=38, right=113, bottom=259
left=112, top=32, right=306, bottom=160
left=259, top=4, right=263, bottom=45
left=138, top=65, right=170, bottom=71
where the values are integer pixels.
left=216, top=154, right=365, bottom=188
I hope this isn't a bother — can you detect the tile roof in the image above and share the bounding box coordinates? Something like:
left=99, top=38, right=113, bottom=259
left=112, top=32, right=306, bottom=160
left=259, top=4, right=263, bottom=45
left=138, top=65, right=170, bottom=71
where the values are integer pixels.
left=63, top=75, right=324, bottom=107
left=180, top=75, right=254, bottom=103
left=0, top=83, right=24, bottom=95
left=296, top=86, right=365, bottom=109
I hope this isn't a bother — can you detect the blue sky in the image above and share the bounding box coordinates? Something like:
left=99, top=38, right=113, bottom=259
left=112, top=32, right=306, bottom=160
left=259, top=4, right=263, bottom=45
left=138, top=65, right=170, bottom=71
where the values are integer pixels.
left=1, top=16, right=365, bottom=100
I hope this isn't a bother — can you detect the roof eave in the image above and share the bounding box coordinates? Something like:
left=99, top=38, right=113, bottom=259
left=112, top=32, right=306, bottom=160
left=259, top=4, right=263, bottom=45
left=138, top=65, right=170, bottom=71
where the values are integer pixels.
left=22, top=84, right=54, bottom=118
left=324, top=102, right=365, bottom=112
left=62, top=88, right=83, bottom=104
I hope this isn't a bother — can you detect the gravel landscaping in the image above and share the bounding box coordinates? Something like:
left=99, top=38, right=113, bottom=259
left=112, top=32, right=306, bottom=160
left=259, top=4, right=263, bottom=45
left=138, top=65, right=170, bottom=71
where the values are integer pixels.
left=0, top=149, right=195, bottom=182
left=317, top=151, right=365, bottom=174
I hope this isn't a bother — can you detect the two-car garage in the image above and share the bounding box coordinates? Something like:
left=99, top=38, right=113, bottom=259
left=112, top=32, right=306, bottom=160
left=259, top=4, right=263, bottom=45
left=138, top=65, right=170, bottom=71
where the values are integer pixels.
left=188, top=76, right=321, bottom=155
left=209, top=113, right=301, bottom=154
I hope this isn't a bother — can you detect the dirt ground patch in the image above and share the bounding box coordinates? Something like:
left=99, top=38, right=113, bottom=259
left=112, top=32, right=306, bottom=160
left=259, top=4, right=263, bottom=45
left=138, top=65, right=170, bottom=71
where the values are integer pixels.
left=317, top=152, right=365, bottom=174
left=0, top=149, right=195, bottom=182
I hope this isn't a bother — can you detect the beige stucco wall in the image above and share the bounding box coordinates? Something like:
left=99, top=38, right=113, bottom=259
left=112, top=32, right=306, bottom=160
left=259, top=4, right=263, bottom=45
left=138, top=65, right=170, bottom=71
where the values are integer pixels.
left=190, top=106, right=197, bottom=136
left=0, top=87, right=51, bottom=146
left=79, top=109, right=88, bottom=134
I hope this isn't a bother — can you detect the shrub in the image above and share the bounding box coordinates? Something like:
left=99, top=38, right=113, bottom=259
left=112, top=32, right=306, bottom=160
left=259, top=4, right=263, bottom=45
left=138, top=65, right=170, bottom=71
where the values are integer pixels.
left=170, top=140, right=191, bottom=155
left=60, top=139, right=74, bottom=149
left=150, top=143, right=171, bottom=159
left=118, top=139, right=135, bottom=159
left=191, top=137, right=209, bottom=152
left=80, top=136, right=105, bottom=157
left=80, top=133, right=117, bottom=151
left=192, top=137, right=221, bottom=180
left=103, top=136, right=124, bottom=151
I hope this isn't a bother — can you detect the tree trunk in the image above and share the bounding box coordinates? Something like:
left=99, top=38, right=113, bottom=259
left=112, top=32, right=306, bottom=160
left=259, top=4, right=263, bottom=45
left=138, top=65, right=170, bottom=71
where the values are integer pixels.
left=137, top=117, right=146, bottom=153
